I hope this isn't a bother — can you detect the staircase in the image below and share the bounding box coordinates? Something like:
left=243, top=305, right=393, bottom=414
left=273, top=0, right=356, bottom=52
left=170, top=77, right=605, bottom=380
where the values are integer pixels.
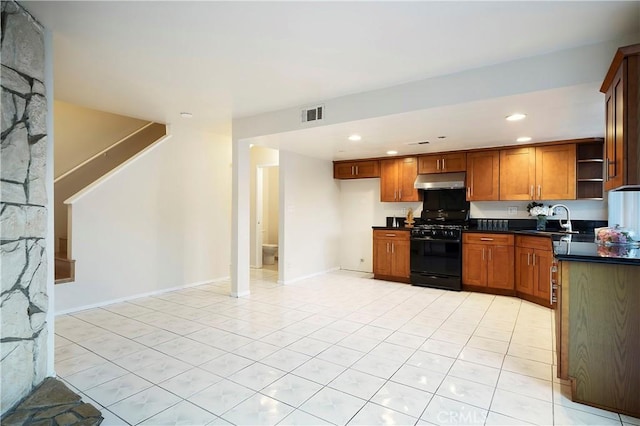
left=55, top=122, right=167, bottom=284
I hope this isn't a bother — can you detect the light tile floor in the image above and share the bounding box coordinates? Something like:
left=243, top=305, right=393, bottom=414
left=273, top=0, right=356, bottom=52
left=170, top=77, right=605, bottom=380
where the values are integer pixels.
left=55, top=269, right=640, bottom=426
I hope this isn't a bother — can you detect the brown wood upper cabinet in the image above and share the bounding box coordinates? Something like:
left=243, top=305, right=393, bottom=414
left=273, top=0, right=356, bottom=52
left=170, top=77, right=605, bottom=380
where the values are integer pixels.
left=466, top=151, right=500, bottom=201
left=500, top=144, right=576, bottom=200
left=334, top=160, right=380, bottom=179
left=601, top=44, right=640, bottom=190
left=418, top=153, right=466, bottom=174
left=380, top=157, right=420, bottom=202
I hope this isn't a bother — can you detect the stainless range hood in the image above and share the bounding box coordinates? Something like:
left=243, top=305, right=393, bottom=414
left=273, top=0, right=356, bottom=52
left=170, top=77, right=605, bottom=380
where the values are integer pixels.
left=414, top=172, right=466, bottom=190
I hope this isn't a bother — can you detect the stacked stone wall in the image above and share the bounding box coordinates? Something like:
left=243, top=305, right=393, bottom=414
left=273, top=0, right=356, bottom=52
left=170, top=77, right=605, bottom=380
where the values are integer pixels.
left=1, top=0, right=50, bottom=415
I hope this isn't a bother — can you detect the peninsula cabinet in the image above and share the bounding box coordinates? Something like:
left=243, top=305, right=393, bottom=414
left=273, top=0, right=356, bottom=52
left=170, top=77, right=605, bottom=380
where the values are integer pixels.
left=334, top=160, right=380, bottom=179
left=557, top=260, right=640, bottom=417
left=466, top=151, right=500, bottom=201
left=515, top=235, right=553, bottom=307
left=418, top=153, right=466, bottom=174
left=373, top=230, right=410, bottom=283
left=462, top=233, right=514, bottom=291
left=601, top=43, right=640, bottom=190
left=380, top=157, right=420, bottom=202
left=499, top=144, right=576, bottom=200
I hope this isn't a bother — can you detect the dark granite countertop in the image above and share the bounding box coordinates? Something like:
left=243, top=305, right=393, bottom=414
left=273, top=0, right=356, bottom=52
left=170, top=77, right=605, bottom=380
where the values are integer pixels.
left=372, top=226, right=411, bottom=231
left=552, top=237, right=640, bottom=265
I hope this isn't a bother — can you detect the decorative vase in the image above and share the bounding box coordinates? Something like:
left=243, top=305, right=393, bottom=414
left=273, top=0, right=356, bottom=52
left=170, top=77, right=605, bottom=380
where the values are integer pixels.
left=536, top=215, right=547, bottom=231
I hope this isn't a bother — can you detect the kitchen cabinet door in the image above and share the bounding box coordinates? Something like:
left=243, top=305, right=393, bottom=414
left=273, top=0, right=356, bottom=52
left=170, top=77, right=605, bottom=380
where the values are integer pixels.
left=380, top=160, right=399, bottom=201
left=536, top=144, right=576, bottom=200
left=380, top=157, right=419, bottom=202
left=418, top=153, right=466, bottom=174
left=391, top=239, right=410, bottom=279
left=604, top=65, right=625, bottom=190
left=334, top=160, right=380, bottom=179
left=373, top=230, right=410, bottom=283
left=466, top=151, right=500, bottom=201
left=533, top=248, right=553, bottom=303
left=515, top=247, right=535, bottom=296
left=487, top=245, right=514, bottom=290
left=373, top=237, right=392, bottom=277
left=500, top=147, right=536, bottom=200
left=398, top=157, right=419, bottom=201
left=601, top=44, right=640, bottom=190
left=462, top=243, right=486, bottom=286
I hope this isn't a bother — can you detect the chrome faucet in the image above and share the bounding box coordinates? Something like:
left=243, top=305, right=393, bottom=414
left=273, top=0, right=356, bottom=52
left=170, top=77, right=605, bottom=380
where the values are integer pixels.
left=550, top=204, right=574, bottom=233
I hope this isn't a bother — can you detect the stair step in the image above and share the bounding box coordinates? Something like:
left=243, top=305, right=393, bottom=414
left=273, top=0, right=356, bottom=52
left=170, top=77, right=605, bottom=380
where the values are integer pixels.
left=55, top=256, right=75, bottom=284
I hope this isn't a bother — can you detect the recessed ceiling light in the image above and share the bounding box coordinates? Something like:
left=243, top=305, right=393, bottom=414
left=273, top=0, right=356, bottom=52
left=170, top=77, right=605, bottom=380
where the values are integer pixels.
left=348, top=134, right=362, bottom=141
left=180, top=112, right=193, bottom=118
left=506, top=113, right=526, bottom=121
left=386, top=150, right=398, bottom=155
left=517, top=136, right=532, bottom=142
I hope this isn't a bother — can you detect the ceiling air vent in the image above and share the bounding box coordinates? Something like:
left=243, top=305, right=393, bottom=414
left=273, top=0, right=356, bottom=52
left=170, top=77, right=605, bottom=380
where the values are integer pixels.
left=301, top=105, right=324, bottom=123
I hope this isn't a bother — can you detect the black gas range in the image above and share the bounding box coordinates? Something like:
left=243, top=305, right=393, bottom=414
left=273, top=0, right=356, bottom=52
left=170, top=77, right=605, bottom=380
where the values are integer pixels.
left=410, top=188, right=469, bottom=291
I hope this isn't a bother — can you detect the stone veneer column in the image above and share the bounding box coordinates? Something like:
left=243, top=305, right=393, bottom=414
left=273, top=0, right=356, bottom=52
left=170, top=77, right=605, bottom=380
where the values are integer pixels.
left=1, top=0, right=50, bottom=415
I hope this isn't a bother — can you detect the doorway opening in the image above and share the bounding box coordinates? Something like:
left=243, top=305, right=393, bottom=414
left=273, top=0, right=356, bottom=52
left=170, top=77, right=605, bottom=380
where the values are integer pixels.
left=250, top=147, right=279, bottom=282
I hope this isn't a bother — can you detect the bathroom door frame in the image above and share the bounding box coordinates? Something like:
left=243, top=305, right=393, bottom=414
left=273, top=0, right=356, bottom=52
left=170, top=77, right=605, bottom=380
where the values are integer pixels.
left=254, top=163, right=278, bottom=269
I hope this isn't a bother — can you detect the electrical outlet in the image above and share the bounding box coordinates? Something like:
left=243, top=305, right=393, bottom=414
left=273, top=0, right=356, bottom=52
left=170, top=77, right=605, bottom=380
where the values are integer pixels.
left=360, top=258, right=365, bottom=263
left=508, top=206, right=518, bottom=215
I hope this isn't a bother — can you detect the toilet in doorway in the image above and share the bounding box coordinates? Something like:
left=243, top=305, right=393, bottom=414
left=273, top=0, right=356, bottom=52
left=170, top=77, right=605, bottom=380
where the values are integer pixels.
left=262, top=244, right=278, bottom=265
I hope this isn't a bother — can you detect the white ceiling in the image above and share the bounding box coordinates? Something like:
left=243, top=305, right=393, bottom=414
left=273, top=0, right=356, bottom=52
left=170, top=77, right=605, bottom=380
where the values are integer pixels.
left=22, top=1, right=640, bottom=160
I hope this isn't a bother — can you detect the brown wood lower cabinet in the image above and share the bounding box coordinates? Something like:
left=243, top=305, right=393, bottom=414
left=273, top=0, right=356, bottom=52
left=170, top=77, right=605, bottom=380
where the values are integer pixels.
left=373, top=230, right=410, bottom=283
left=462, top=233, right=514, bottom=292
left=515, top=236, right=554, bottom=307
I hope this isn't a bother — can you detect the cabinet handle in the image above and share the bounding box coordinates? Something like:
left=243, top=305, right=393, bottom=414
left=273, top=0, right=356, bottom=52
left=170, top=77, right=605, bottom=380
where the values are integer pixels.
left=436, top=159, right=440, bottom=171
left=442, top=158, right=446, bottom=170
left=530, top=185, right=534, bottom=199
left=537, top=185, right=541, bottom=199
left=467, top=187, right=471, bottom=199
left=482, top=248, right=485, bottom=261
left=488, top=248, right=492, bottom=261
left=391, top=243, right=395, bottom=254
left=532, top=253, right=536, bottom=265
left=351, top=166, right=354, bottom=175
left=527, top=252, right=530, bottom=266
left=356, top=166, right=359, bottom=175
left=480, top=238, right=494, bottom=241
left=386, top=242, right=390, bottom=253
left=399, top=189, right=402, bottom=199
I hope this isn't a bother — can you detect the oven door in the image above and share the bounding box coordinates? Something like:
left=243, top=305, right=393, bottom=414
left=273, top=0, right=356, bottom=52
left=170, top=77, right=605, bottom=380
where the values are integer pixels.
left=410, top=237, right=462, bottom=291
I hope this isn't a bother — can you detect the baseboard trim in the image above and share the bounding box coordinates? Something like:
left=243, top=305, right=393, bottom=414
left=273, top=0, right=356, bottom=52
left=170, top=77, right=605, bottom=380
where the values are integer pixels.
left=280, top=266, right=340, bottom=285
left=55, top=276, right=230, bottom=315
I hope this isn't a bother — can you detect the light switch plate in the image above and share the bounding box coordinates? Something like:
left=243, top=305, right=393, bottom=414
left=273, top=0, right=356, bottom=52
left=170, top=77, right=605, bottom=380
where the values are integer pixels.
left=508, top=206, right=518, bottom=215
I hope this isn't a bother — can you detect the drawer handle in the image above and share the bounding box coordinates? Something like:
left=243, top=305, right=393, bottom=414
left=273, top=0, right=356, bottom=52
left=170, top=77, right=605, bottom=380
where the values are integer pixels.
left=385, top=234, right=397, bottom=237
left=480, top=238, right=494, bottom=241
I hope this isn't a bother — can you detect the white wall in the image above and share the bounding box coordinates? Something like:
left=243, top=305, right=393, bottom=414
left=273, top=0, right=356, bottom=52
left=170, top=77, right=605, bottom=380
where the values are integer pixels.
left=55, top=124, right=232, bottom=313
left=470, top=199, right=607, bottom=220
left=232, top=39, right=629, bottom=141
left=54, top=101, right=149, bottom=178
left=266, top=166, right=279, bottom=245
left=280, top=151, right=342, bottom=283
left=338, top=178, right=421, bottom=272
